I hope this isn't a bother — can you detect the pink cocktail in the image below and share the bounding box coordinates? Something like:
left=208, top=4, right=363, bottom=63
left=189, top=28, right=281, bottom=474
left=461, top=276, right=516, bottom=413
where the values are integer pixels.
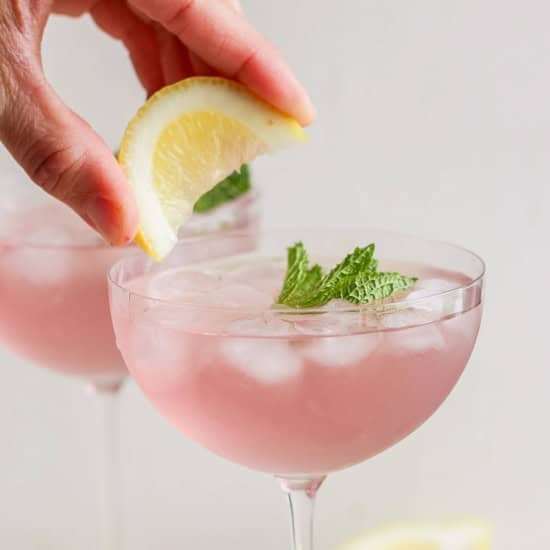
left=0, top=210, right=129, bottom=387
left=0, top=185, right=259, bottom=549
left=109, top=228, right=485, bottom=550
left=0, top=189, right=259, bottom=388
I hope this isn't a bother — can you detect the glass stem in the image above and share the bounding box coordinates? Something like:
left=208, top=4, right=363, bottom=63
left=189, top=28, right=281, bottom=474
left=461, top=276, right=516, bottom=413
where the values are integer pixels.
left=91, top=380, right=124, bottom=550
left=278, top=477, right=325, bottom=550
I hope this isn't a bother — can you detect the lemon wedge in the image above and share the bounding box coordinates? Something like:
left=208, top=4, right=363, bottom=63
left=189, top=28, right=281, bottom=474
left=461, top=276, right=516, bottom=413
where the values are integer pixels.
left=119, top=76, right=306, bottom=260
left=337, top=519, right=492, bottom=550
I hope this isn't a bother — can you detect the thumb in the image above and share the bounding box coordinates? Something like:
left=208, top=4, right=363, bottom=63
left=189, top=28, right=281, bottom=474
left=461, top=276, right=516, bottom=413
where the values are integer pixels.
left=0, top=66, right=138, bottom=245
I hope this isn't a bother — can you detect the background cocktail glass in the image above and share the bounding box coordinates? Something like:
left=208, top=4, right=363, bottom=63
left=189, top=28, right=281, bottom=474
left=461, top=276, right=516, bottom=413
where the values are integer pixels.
left=109, top=228, right=485, bottom=550
left=0, top=182, right=259, bottom=549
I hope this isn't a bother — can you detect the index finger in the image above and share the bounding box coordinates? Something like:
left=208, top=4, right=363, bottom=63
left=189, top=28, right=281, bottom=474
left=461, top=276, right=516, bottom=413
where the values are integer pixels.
left=128, top=0, right=316, bottom=125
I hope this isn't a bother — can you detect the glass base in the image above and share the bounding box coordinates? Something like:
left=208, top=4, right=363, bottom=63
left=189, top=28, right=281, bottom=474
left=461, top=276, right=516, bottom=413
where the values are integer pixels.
left=277, top=476, right=326, bottom=550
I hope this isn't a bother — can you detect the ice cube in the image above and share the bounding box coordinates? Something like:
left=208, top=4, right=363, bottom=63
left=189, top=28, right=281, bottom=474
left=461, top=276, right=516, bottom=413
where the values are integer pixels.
left=1, top=200, right=102, bottom=246
left=405, top=278, right=462, bottom=315
left=203, top=283, right=273, bottom=310
left=138, top=300, right=229, bottom=334
left=290, top=307, right=369, bottom=336
left=148, top=268, right=221, bottom=302
left=27, top=202, right=102, bottom=245
left=227, top=260, right=286, bottom=297
left=130, top=319, right=192, bottom=387
left=220, top=338, right=303, bottom=383
left=288, top=314, right=340, bottom=336
left=298, top=332, right=382, bottom=368
left=5, top=247, right=73, bottom=286
left=380, top=307, right=439, bottom=329
left=132, top=320, right=187, bottom=364
left=408, top=278, right=456, bottom=296
left=275, top=299, right=385, bottom=337
left=224, top=313, right=296, bottom=337
left=384, top=322, right=446, bottom=355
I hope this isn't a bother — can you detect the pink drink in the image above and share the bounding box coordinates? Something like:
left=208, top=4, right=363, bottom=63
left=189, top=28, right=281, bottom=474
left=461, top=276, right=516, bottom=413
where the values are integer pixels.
left=0, top=203, right=129, bottom=386
left=112, top=256, right=481, bottom=476
left=0, top=192, right=259, bottom=386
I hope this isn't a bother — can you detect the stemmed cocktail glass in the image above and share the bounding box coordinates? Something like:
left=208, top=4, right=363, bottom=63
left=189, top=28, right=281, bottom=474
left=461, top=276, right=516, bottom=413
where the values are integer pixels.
left=108, top=227, right=484, bottom=550
left=0, top=181, right=259, bottom=549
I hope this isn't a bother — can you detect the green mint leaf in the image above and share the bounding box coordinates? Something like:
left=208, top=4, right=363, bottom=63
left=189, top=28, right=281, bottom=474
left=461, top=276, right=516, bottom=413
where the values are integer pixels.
left=277, top=242, right=321, bottom=305
left=335, top=272, right=418, bottom=304
left=277, top=242, right=308, bottom=303
left=313, top=244, right=376, bottom=300
left=276, top=242, right=417, bottom=308
left=299, top=264, right=324, bottom=297
left=283, top=263, right=324, bottom=308
left=299, top=244, right=378, bottom=307
left=193, top=164, right=251, bottom=213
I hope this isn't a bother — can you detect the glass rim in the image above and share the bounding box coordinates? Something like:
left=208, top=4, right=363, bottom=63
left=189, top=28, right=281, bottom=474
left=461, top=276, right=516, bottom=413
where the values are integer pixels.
left=0, top=188, right=260, bottom=251
left=108, top=226, right=486, bottom=317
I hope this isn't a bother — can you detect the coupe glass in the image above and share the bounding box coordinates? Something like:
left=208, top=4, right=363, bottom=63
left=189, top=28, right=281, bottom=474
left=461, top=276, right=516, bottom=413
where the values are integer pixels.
left=108, top=228, right=485, bottom=550
left=0, top=181, right=259, bottom=549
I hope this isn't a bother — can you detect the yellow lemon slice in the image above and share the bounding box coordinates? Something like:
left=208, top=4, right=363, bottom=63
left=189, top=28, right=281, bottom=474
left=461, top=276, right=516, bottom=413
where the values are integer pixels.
left=119, top=76, right=307, bottom=260
left=337, top=519, right=492, bottom=550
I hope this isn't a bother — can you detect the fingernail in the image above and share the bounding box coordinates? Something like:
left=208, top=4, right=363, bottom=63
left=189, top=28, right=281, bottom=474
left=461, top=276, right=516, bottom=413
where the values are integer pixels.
left=86, top=196, right=119, bottom=244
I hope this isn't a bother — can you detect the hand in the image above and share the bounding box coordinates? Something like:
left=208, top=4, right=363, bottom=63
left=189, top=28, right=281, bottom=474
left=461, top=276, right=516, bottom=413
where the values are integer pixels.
left=0, top=0, right=315, bottom=244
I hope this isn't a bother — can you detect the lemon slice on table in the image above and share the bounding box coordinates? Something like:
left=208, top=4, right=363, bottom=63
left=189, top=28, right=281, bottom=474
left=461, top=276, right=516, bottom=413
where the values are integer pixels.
left=337, top=519, right=492, bottom=550
left=119, top=76, right=307, bottom=260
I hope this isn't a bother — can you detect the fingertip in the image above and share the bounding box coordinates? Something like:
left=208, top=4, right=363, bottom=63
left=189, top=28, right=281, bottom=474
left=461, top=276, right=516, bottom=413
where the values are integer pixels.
left=121, top=199, right=140, bottom=245
left=113, top=198, right=140, bottom=246
left=81, top=150, right=139, bottom=246
left=233, top=46, right=316, bottom=126
left=113, top=169, right=140, bottom=246
left=297, top=94, right=317, bottom=126
left=84, top=195, right=137, bottom=246
left=105, top=182, right=140, bottom=246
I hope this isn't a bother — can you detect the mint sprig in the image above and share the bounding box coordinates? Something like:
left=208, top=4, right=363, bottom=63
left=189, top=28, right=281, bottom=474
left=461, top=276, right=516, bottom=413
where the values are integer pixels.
left=193, top=164, right=251, bottom=213
left=276, top=242, right=417, bottom=308
left=335, top=271, right=419, bottom=304
left=277, top=243, right=323, bottom=306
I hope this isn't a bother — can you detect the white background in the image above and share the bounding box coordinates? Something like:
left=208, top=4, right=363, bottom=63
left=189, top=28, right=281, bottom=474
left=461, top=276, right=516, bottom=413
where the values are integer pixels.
left=1, top=1, right=549, bottom=548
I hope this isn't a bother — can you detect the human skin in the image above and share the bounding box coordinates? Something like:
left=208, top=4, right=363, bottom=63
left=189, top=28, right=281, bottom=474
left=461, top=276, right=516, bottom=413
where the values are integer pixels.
left=0, top=0, right=315, bottom=244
